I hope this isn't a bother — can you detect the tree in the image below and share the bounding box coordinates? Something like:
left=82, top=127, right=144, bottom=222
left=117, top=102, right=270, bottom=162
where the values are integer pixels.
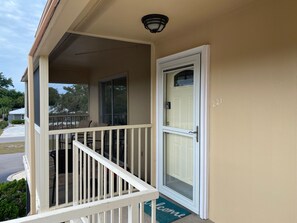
left=0, top=179, right=26, bottom=221
left=0, top=72, right=13, bottom=89
left=57, top=84, right=88, bottom=113
left=0, top=73, right=24, bottom=119
left=49, top=87, right=60, bottom=106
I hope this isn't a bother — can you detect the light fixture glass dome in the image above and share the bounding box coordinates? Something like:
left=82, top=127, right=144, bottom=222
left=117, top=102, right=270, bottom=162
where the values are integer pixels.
left=142, top=14, right=169, bottom=33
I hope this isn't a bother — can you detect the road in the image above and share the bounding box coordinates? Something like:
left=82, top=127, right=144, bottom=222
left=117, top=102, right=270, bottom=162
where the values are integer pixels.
left=0, top=136, right=25, bottom=143
left=0, top=153, right=24, bottom=183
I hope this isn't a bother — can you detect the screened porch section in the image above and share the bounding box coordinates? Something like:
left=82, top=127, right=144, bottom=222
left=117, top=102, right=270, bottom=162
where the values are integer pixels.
left=25, top=32, right=153, bottom=210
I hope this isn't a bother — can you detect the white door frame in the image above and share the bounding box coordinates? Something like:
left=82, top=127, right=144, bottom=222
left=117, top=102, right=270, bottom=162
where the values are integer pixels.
left=156, top=45, right=210, bottom=219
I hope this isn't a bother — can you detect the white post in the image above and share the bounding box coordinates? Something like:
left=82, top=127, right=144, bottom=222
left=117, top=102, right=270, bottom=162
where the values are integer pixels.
left=28, top=56, right=36, bottom=214
left=151, top=200, right=156, bottom=223
left=128, top=204, right=138, bottom=223
left=150, top=44, right=156, bottom=187
left=73, top=143, right=79, bottom=205
left=39, top=56, right=50, bottom=211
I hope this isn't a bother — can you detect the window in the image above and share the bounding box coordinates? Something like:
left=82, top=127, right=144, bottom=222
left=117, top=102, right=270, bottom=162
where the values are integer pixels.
left=174, top=70, right=193, bottom=87
left=100, top=76, right=127, bottom=125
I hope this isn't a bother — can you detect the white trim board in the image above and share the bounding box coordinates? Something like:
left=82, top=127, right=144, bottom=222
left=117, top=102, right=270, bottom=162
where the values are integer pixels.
left=156, top=45, right=210, bottom=219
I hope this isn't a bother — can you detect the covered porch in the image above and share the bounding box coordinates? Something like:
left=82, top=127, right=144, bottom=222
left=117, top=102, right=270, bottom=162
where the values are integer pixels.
left=23, top=31, right=155, bottom=215
left=17, top=0, right=297, bottom=222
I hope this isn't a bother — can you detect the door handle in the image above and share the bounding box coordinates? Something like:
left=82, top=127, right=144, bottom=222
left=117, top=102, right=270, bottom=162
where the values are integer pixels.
left=189, top=126, right=199, bottom=142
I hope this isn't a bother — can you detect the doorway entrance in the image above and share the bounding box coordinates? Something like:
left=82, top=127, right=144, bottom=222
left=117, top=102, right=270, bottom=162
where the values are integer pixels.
left=99, top=76, right=128, bottom=163
left=157, top=46, right=209, bottom=217
left=100, top=76, right=127, bottom=125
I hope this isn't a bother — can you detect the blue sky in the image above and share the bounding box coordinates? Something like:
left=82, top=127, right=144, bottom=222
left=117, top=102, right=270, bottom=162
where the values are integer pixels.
left=0, top=0, right=47, bottom=92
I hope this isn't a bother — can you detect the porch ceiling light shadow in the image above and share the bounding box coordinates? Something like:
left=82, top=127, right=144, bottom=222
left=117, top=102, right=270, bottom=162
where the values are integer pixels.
left=141, top=14, right=169, bottom=33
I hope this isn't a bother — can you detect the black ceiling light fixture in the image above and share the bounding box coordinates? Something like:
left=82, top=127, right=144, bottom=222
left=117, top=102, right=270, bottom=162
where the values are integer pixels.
left=141, top=14, right=169, bottom=33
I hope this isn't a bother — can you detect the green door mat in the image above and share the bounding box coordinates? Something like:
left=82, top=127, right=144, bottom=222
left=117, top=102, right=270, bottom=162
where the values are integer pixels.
left=144, top=196, right=191, bottom=223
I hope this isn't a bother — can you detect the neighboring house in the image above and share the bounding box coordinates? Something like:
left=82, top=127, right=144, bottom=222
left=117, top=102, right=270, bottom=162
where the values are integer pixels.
left=11, top=0, right=297, bottom=223
left=8, top=108, right=25, bottom=122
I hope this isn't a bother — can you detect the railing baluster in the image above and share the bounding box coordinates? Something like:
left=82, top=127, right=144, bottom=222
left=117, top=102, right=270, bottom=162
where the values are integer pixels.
left=145, top=128, right=148, bottom=183
left=140, top=202, right=144, bottom=223
left=84, top=132, right=87, bottom=146
left=84, top=151, right=87, bottom=204
left=103, top=166, right=107, bottom=222
left=88, top=151, right=91, bottom=203
left=138, top=128, right=141, bottom=179
left=117, top=129, right=119, bottom=165
left=118, top=177, right=123, bottom=223
left=109, top=129, right=112, bottom=209
left=151, top=199, right=156, bottom=223
left=77, top=133, right=82, bottom=205
left=79, top=148, right=82, bottom=205
left=92, top=131, right=96, bottom=151
left=128, top=203, right=137, bottom=223
left=109, top=130, right=112, bottom=161
left=55, top=135, right=59, bottom=207
left=73, top=143, right=78, bottom=205
left=92, top=131, right=95, bottom=203
left=65, top=133, right=69, bottom=204
left=116, top=129, right=119, bottom=194
left=101, top=131, right=104, bottom=156
left=150, top=127, right=153, bottom=186
left=124, top=129, right=127, bottom=170
left=124, top=129, right=127, bottom=192
left=101, top=130, right=104, bottom=201
left=87, top=152, right=91, bottom=221
left=110, top=171, right=114, bottom=223
left=129, top=183, right=133, bottom=194
left=97, top=161, right=101, bottom=223
left=131, top=129, right=134, bottom=175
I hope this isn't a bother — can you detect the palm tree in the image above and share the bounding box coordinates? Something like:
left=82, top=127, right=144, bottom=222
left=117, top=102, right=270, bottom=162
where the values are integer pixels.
left=0, top=107, right=10, bottom=120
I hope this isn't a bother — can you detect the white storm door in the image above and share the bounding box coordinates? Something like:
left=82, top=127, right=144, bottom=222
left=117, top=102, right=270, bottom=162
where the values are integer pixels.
left=158, top=54, right=201, bottom=214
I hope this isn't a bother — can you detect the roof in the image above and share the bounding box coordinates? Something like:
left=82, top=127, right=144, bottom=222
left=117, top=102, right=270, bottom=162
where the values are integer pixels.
left=9, top=108, right=25, bottom=115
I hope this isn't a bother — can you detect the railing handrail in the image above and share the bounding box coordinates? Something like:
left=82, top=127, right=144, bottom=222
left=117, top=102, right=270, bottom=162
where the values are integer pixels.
left=4, top=190, right=158, bottom=223
left=11, top=127, right=157, bottom=223
left=49, top=123, right=152, bottom=135
left=49, top=114, right=89, bottom=117
left=73, top=140, right=154, bottom=191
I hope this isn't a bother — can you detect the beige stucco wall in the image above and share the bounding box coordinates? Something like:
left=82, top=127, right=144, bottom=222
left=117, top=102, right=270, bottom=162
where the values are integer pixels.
left=155, top=0, right=297, bottom=222
left=88, top=44, right=151, bottom=125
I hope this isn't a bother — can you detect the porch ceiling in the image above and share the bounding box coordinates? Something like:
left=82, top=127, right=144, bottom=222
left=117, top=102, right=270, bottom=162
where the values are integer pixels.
left=71, top=0, right=255, bottom=43
left=49, top=33, right=147, bottom=70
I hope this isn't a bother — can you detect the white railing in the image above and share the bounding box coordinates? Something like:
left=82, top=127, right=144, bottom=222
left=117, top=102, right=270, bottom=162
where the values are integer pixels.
left=48, top=124, right=152, bottom=209
left=34, top=125, right=42, bottom=210
left=49, top=113, right=89, bottom=130
left=24, top=117, right=30, bottom=164
left=72, top=140, right=158, bottom=222
left=24, top=117, right=31, bottom=193
left=4, top=140, right=158, bottom=223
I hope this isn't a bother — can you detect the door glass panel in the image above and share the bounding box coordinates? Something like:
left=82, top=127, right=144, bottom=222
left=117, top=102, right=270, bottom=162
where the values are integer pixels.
left=164, top=67, right=194, bottom=130
left=164, top=132, right=193, bottom=200
left=113, top=77, right=127, bottom=125
left=100, top=77, right=127, bottom=125
left=101, top=81, right=112, bottom=124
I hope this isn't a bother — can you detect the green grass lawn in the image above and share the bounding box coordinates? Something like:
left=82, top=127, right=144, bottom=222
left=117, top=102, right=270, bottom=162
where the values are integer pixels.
left=0, top=142, right=24, bottom=154
left=0, top=129, right=3, bottom=136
